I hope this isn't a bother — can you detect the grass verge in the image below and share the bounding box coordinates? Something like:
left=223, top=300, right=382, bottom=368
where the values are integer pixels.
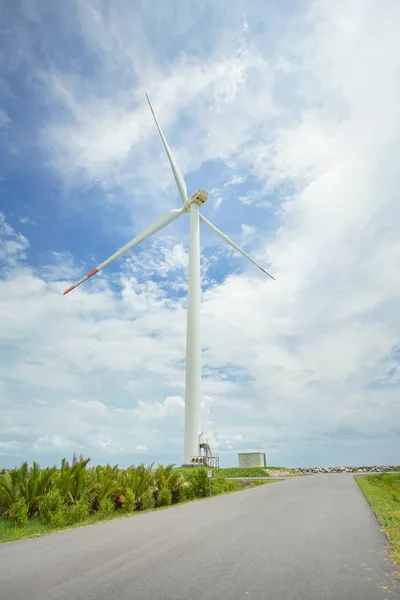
left=0, top=478, right=277, bottom=545
left=265, top=467, right=305, bottom=477
left=357, top=473, right=400, bottom=565
left=179, top=466, right=304, bottom=478
left=208, top=467, right=270, bottom=478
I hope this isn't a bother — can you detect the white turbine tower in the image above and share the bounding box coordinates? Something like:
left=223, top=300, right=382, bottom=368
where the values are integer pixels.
left=63, top=93, right=275, bottom=465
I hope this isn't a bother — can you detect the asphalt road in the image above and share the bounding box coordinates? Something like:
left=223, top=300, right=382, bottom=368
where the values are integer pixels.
left=0, top=474, right=399, bottom=599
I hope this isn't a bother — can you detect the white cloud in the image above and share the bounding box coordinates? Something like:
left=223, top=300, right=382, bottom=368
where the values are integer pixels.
left=132, top=396, right=185, bottom=420
left=1, top=0, right=400, bottom=468
left=98, top=438, right=124, bottom=452
left=228, top=175, right=246, bottom=186
left=19, top=216, right=36, bottom=225
left=0, top=109, right=10, bottom=129
left=33, top=434, right=78, bottom=452
left=0, top=214, right=29, bottom=265
left=136, top=445, right=149, bottom=452
left=240, top=224, right=256, bottom=246
left=0, top=440, right=25, bottom=455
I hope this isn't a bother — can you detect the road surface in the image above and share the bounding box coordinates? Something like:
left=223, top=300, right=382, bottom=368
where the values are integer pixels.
left=0, top=474, right=399, bottom=599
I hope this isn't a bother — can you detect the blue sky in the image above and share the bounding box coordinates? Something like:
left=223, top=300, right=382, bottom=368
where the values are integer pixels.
left=1, top=0, right=400, bottom=469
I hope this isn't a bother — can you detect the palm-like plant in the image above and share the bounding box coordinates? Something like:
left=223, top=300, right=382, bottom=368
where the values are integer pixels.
left=24, top=464, right=56, bottom=514
left=122, top=463, right=155, bottom=509
left=0, top=455, right=196, bottom=524
left=0, top=462, right=56, bottom=517
left=0, top=469, right=21, bottom=518
left=55, top=455, right=91, bottom=505
left=87, top=464, right=120, bottom=512
left=154, top=464, right=185, bottom=503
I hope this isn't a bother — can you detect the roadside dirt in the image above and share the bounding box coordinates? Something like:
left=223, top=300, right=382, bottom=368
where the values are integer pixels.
left=265, top=468, right=303, bottom=477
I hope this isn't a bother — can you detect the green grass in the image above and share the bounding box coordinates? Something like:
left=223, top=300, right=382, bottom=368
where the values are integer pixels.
left=236, top=479, right=279, bottom=488
left=0, top=510, right=114, bottom=544
left=357, top=473, right=400, bottom=565
left=178, top=467, right=270, bottom=478
left=215, top=467, right=270, bottom=478
left=0, top=516, right=51, bottom=543
left=0, top=478, right=277, bottom=545
left=0, top=506, right=170, bottom=544
left=178, top=466, right=306, bottom=478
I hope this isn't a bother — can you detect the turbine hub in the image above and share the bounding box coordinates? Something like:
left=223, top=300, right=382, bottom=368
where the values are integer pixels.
left=188, top=189, right=208, bottom=207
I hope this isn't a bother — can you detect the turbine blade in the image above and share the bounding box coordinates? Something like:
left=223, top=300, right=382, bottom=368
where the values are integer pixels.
left=199, top=215, right=275, bottom=280
left=63, top=207, right=186, bottom=295
left=145, top=92, right=188, bottom=205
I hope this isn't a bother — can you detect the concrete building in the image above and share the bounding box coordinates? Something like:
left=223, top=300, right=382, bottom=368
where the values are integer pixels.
left=238, top=452, right=267, bottom=468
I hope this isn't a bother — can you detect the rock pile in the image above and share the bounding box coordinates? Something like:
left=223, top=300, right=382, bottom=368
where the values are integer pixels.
left=294, top=465, right=400, bottom=474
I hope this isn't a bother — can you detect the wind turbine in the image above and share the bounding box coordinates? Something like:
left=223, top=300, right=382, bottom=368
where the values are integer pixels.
left=63, top=93, right=275, bottom=465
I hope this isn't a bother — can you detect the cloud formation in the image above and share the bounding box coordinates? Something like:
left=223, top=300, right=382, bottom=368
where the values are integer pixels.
left=0, top=0, right=399, bottom=468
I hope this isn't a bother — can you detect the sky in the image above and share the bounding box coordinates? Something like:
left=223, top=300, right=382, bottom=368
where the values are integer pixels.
left=1, top=0, right=400, bottom=469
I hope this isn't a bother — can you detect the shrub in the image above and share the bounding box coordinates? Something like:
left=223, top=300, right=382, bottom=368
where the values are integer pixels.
left=157, top=487, right=172, bottom=507
left=39, top=489, right=65, bottom=527
left=123, top=464, right=154, bottom=506
left=65, top=496, right=90, bottom=526
left=51, top=511, right=66, bottom=528
left=2, top=456, right=267, bottom=538
left=211, top=478, right=237, bottom=495
left=98, top=497, right=114, bottom=518
left=187, top=469, right=208, bottom=498
left=141, top=490, right=155, bottom=511
left=176, top=481, right=194, bottom=503
left=122, top=488, right=136, bottom=513
left=155, top=464, right=185, bottom=504
left=9, top=497, right=29, bottom=527
left=0, top=462, right=55, bottom=518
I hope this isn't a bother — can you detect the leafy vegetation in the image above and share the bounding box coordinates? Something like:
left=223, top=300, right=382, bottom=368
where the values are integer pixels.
left=357, top=473, right=400, bottom=565
left=9, top=497, right=28, bottom=528
left=179, top=466, right=304, bottom=478
left=214, top=467, right=270, bottom=478
left=178, top=467, right=272, bottom=478
left=0, top=456, right=276, bottom=544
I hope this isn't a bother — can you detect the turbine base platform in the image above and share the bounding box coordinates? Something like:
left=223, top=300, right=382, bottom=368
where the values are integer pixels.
left=182, top=446, right=220, bottom=468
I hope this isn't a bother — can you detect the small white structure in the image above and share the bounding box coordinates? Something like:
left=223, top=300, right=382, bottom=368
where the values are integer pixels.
left=238, top=452, right=267, bottom=468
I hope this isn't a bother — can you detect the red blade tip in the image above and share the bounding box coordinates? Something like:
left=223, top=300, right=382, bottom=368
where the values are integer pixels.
left=63, top=285, right=75, bottom=295
left=260, top=267, right=275, bottom=280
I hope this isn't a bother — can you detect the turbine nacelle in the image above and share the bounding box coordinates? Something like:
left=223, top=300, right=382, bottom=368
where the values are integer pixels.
left=183, top=189, right=208, bottom=212
left=189, top=188, right=208, bottom=207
